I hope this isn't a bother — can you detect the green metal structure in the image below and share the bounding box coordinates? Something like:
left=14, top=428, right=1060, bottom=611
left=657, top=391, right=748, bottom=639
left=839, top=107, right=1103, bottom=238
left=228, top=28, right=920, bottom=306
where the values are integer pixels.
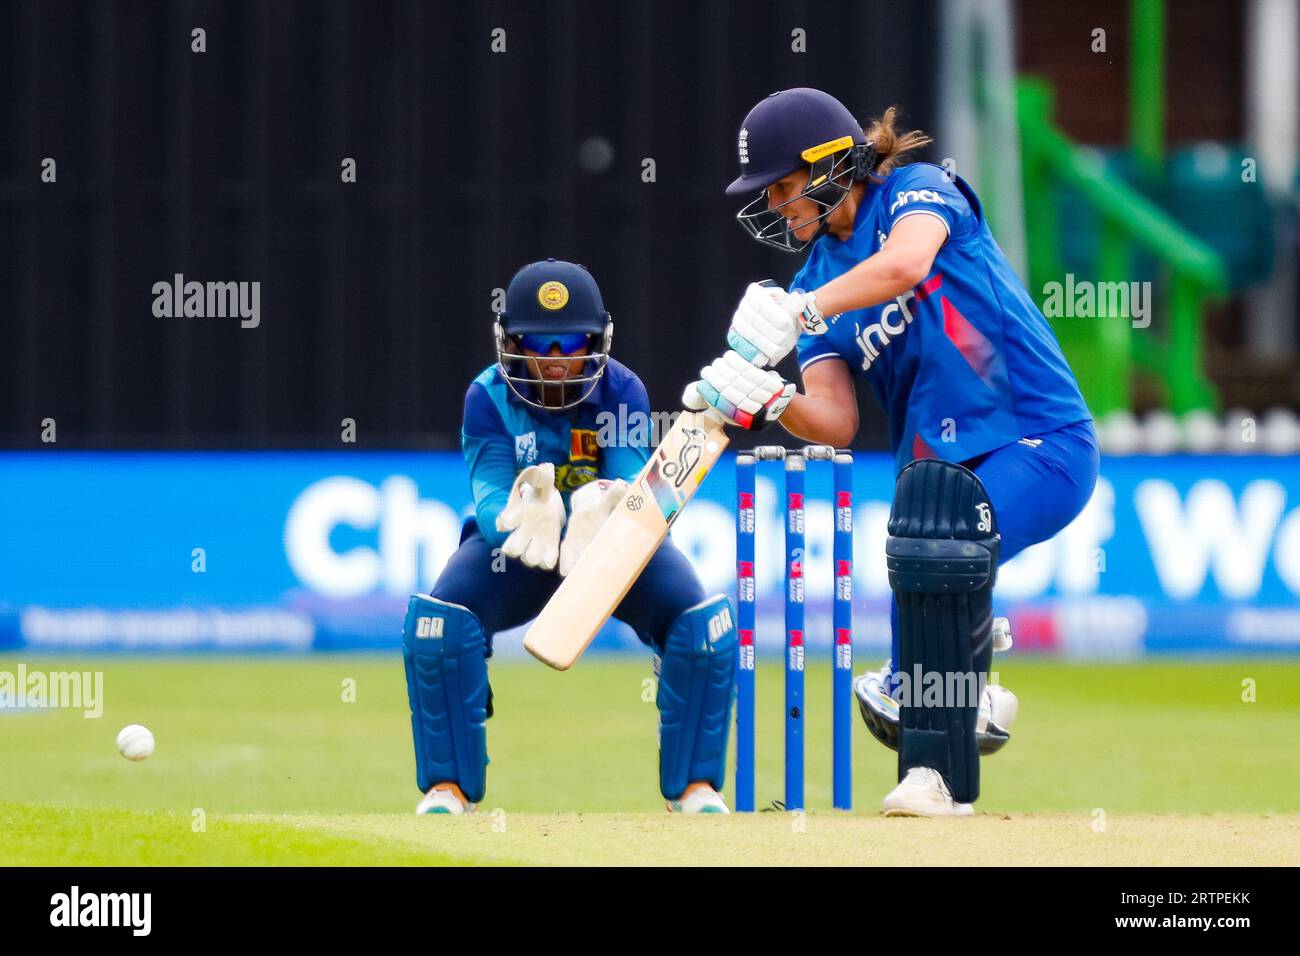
left=1130, top=0, right=1166, bottom=186
left=1017, top=78, right=1227, bottom=415
left=1012, top=0, right=1228, bottom=416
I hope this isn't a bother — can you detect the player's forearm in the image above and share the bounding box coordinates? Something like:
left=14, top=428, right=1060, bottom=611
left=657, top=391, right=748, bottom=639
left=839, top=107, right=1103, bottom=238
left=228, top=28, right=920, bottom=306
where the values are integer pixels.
left=811, top=247, right=930, bottom=316
left=777, top=390, right=857, bottom=447
left=475, top=494, right=511, bottom=549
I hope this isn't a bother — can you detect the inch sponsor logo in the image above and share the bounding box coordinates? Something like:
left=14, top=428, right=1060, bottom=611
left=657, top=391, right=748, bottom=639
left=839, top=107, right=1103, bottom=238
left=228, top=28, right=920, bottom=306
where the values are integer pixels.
left=889, top=188, right=947, bottom=216
left=856, top=275, right=942, bottom=372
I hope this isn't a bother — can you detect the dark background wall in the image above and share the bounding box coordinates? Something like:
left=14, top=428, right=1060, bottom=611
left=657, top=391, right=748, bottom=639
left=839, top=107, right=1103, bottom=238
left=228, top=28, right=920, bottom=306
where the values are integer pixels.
left=1017, top=0, right=1246, bottom=145
left=0, top=0, right=938, bottom=450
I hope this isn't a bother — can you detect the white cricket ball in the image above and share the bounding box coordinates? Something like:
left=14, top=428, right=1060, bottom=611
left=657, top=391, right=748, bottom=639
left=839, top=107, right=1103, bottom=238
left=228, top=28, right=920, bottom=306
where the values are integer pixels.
left=116, top=724, right=155, bottom=761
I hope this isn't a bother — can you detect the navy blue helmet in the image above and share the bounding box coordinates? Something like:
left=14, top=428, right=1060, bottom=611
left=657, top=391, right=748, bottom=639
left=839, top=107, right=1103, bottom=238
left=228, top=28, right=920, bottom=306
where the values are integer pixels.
left=726, top=88, right=877, bottom=253
left=494, top=259, right=613, bottom=410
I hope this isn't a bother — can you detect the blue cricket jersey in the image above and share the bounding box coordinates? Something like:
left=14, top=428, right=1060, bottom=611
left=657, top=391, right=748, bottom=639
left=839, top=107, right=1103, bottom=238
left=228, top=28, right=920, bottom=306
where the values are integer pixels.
left=792, top=162, right=1092, bottom=473
left=460, top=358, right=651, bottom=548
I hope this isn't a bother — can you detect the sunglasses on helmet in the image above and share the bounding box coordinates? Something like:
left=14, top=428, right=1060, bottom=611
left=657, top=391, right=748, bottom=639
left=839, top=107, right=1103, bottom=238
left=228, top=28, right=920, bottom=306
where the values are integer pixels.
left=515, top=332, right=592, bottom=355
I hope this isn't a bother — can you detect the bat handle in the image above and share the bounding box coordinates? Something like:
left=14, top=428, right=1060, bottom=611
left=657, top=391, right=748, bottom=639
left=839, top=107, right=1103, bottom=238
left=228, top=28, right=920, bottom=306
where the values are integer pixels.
left=700, top=406, right=729, bottom=428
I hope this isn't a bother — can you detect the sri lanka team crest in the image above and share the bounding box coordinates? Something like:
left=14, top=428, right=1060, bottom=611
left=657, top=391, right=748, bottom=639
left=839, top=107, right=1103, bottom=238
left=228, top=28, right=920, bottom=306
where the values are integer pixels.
left=554, top=428, right=599, bottom=491
left=569, top=429, right=599, bottom=462
left=537, top=280, right=569, bottom=310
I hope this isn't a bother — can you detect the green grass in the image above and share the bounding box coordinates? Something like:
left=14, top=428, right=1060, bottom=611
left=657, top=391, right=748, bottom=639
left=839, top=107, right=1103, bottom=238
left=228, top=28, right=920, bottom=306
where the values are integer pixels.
left=1, top=654, right=1297, bottom=865
left=0, top=803, right=481, bottom=866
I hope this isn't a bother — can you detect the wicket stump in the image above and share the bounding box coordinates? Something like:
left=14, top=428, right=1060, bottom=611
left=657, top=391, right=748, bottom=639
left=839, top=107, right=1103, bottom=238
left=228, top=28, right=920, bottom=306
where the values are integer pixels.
left=734, top=445, right=853, bottom=812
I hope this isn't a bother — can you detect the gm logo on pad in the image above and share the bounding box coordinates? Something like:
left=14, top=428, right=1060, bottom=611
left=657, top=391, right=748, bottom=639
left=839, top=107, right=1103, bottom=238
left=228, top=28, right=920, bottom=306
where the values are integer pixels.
left=415, top=616, right=445, bottom=639
left=706, top=606, right=733, bottom=643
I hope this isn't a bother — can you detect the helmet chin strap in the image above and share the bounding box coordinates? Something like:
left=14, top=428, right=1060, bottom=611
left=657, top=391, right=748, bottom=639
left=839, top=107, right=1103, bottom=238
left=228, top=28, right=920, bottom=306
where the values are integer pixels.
left=803, top=189, right=843, bottom=242
left=812, top=200, right=837, bottom=240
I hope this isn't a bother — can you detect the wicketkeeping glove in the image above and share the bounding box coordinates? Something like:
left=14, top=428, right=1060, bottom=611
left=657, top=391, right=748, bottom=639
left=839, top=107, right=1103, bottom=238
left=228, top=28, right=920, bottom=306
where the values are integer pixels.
left=558, top=478, right=628, bottom=577
left=682, top=350, right=796, bottom=430
left=495, top=463, right=566, bottom=571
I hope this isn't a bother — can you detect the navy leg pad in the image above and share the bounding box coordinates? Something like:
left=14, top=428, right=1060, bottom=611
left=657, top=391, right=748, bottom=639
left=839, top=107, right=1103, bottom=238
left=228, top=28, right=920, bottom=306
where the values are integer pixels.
left=887, top=459, right=999, bottom=804
left=656, top=595, right=738, bottom=801
left=401, top=595, right=491, bottom=802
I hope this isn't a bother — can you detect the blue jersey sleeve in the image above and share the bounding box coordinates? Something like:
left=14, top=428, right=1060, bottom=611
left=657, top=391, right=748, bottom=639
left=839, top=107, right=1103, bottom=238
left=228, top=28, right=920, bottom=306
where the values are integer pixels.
left=461, top=381, right=516, bottom=549
left=791, top=260, right=842, bottom=373
left=883, top=164, right=973, bottom=239
left=600, top=371, right=652, bottom=482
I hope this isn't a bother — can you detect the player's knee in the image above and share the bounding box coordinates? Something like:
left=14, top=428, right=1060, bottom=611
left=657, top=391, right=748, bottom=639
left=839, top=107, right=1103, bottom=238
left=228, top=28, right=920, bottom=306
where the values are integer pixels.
left=886, top=458, right=999, bottom=598
left=662, top=594, right=737, bottom=660
left=402, top=595, right=488, bottom=658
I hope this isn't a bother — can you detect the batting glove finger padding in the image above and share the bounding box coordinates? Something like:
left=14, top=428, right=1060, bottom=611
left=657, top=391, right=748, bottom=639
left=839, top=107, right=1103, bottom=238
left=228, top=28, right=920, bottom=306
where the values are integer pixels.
left=696, top=350, right=796, bottom=430
left=726, top=282, right=801, bottom=367
left=680, top=380, right=710, bottom=411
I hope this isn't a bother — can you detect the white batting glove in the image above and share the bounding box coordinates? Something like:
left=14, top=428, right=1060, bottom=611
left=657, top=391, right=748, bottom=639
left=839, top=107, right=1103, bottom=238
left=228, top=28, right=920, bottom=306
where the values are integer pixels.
left=495, top=463, right=566, bottom=571
left=726, top=282, right=828, bottom=367
left=726, top=282, right=798, bottom=367
left=558, top=478, right=628, bottom=577
left=682, top=350, right=796, bottom=430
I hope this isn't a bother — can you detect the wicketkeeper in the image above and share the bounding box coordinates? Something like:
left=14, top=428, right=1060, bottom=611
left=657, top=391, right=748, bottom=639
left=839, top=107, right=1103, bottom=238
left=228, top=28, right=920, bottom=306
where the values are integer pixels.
left=400, top=259, right=736, bottom=815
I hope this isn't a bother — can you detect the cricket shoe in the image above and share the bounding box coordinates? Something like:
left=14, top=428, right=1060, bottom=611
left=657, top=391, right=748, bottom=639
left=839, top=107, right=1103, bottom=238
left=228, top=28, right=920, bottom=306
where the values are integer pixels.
left=881, top=767, right=973, bottom=817
left=667, top=781, right=730, bottom=814
left=415, top=782, right=475, bottom=815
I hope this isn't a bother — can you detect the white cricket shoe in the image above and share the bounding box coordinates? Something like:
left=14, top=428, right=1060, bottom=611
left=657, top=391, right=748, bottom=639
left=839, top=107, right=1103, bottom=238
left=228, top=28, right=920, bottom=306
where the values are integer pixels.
left=415, top=782, right=474, bottom=815
left=667, top=781, right=730, bottom=814
left=881, top=767, right=974, bottom=818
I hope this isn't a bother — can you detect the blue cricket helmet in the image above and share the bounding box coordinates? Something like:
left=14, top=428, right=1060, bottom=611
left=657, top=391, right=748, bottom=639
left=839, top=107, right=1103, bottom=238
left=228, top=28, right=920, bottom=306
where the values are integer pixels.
left=494, top=259, right=614, bottom=411
left=499, top=259, right=610, bottom=335
left=726, top=88, right=878, bottom=253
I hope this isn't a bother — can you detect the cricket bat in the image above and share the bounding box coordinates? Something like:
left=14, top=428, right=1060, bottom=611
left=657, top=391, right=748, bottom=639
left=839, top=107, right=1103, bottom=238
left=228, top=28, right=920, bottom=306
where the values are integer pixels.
left=524, top=408, right=730, bottom=670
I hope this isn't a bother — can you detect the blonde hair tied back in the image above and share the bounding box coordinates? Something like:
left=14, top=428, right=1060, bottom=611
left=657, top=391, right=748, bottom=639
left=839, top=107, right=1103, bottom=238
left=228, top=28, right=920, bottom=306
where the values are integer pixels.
left=864, top=106, right=933, bottom=178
